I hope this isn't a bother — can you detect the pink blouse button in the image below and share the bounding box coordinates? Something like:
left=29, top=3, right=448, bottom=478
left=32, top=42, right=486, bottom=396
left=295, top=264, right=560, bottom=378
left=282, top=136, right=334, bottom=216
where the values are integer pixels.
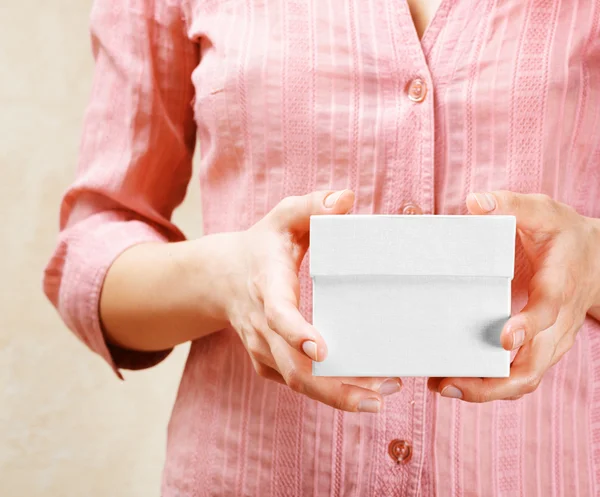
left=388, top=439, right=412, bottom=464
left=407, top=78, right=427, bottom=103
left=400, top=202, right=423, bottom=215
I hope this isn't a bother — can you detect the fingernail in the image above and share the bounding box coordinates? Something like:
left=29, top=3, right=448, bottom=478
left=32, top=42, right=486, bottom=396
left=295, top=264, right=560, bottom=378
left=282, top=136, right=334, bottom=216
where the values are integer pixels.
left=324, top=190, right=346, bottom=208
left=473, top=192, right=496, bottom=212
left=512, top=328, right=525, bottom=349
left=302, top=340, right=318, bottom=361
left=378, top=379, right=402, bottom=396
left=357, top=398, right=381, bottom=413
left=302, top=340, right=317, bottom=361
left=441, top=386, right=463, bottom=399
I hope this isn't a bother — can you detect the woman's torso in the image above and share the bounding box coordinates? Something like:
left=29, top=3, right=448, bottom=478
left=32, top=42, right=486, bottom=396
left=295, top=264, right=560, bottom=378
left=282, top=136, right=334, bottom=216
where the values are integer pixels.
left=164, top=1, right=600, bottom=495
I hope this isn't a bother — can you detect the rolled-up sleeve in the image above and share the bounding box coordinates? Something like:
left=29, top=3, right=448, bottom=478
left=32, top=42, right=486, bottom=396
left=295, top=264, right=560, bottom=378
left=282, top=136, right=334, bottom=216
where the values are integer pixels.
left=43, top=0, right=198, bottom=377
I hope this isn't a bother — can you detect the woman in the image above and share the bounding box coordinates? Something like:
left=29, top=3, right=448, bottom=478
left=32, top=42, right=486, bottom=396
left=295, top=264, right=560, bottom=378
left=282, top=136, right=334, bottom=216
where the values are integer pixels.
left=44, top=0, right=600, bottom=495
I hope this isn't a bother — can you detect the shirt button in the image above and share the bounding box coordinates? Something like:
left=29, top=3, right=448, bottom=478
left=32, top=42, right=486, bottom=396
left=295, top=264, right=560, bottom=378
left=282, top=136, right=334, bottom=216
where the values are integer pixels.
left=388, top=439, right=412, bottom=464
left=399, top=202, right=423, bottom=215
left=407, top=78, right=427, bottom=102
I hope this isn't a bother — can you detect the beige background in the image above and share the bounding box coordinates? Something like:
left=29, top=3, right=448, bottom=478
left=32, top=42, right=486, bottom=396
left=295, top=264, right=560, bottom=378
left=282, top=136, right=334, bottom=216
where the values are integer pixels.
left=0, top=1, right=201, bottom=495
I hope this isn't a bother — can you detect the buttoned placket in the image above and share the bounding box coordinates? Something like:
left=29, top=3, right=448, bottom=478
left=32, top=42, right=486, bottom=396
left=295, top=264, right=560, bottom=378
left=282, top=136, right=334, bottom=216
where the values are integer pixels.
left=374, top=0, right=449, bottom=495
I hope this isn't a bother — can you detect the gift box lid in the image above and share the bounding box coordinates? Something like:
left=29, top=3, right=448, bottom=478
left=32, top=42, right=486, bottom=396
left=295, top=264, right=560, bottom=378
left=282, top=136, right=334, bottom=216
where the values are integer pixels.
left=310, top=215, right=516, bottom=278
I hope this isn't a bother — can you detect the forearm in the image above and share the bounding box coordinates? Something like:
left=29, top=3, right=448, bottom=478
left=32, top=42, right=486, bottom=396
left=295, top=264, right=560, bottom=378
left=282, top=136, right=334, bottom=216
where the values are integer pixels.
left=587, top=216, right=600, bottom=323
left=100, top=233, right=234, bottom=352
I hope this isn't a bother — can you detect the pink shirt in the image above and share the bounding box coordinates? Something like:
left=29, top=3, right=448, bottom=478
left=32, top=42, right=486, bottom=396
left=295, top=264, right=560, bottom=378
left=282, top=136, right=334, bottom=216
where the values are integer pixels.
left=44, top=0, right=600, bottom=495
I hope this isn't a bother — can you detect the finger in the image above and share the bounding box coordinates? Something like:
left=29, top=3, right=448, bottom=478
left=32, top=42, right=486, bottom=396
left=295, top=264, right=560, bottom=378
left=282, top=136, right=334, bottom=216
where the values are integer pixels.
left=427, top=377, right=444, bottom=392
left=337, top=377, right=403, bottom=397
left=466, top=190, right=560, bottom=233
left=265, top=331, right=385, bottom=413
left=551, top=310, right=584, bottom=366
left=264, top=288, right=328, bottom=362
left=242, top=331, right=278, bottom=370
left=505, top=395, right=524, bottom=401
left=500, top=266, right=564, bottom=350
left=436, top=326, right=557, bottom=402
left=251, top=359, right=286, bottom=385
left=268, top=189, right=355, bottom=233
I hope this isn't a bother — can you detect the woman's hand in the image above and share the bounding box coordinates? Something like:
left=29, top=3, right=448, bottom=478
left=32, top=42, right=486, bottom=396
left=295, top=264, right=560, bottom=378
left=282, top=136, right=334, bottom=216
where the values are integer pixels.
left=221, top=189, right=402, bottom=413
left=428, top=191, right=600, bottom=402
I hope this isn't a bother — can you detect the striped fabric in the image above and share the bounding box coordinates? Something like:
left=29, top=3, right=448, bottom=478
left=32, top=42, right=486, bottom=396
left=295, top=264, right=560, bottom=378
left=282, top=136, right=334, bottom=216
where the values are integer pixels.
left=43, top=0, right=600, bottom=495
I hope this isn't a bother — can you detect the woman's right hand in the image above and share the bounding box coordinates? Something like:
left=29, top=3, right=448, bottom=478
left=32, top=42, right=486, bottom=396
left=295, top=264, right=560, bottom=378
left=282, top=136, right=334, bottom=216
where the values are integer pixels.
left=215, top=190, right=403, bottom=413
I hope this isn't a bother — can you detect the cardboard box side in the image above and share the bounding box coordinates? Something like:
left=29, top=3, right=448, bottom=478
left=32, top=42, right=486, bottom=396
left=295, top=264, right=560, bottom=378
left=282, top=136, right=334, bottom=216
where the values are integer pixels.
left=311, top=274, right=511, bottom=378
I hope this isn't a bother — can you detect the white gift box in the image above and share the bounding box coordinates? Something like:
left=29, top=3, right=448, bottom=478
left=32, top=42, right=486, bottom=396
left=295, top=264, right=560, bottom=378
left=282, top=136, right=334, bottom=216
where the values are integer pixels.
left=310, top=215, right=516, bottom=378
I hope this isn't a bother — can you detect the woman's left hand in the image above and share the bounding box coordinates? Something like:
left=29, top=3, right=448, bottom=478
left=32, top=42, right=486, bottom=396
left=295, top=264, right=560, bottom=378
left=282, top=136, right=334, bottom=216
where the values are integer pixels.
left=428, top=191, right=600, bottom=402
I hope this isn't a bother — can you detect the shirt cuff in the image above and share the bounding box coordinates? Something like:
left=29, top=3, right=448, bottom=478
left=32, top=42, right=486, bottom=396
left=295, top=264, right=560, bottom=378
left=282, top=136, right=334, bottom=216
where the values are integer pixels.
left=57, top=218, right=180, bottom=379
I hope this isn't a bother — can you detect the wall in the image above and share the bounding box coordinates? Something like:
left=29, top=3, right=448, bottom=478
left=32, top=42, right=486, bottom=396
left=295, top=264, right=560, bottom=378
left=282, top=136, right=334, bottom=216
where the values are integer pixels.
left=0, top=1, right=201, bottom=495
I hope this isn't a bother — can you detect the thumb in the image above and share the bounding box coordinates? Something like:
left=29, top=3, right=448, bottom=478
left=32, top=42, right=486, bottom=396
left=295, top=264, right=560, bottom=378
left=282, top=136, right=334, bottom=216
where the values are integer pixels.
left=466, top=190, right=556, bottom=232
left=269, top=189, right=355, bottom=232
